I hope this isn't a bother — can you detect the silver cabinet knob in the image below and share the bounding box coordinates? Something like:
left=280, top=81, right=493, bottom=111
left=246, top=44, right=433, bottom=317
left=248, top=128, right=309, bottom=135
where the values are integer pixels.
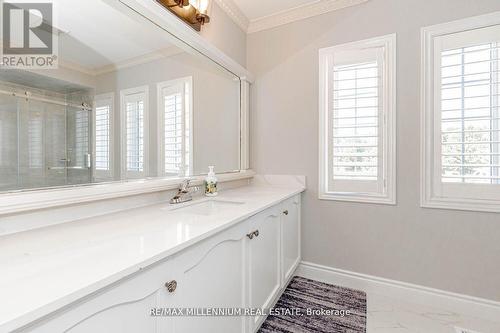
left=247, top=230, right=260, bottom=239
left=247, top=230, right=259, bottom=239
left=283, top=210, right=289, bottom=215
left=165, top=280, right=177, bottom=293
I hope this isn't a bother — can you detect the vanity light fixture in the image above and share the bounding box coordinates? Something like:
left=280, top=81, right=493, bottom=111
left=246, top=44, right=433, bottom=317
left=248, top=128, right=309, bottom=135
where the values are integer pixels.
left=173, top=0, right=190, bottom=6
left=157, top=0, right=212, bottom=31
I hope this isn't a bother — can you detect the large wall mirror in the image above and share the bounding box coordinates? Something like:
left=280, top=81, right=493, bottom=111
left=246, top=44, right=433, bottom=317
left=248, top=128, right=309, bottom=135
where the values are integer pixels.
left=0, top=0, right=242, bottom=193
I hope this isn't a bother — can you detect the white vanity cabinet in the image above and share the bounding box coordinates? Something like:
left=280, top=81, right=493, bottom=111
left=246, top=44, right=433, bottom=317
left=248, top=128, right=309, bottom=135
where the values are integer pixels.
left=18, top=194, right=301, bottom=333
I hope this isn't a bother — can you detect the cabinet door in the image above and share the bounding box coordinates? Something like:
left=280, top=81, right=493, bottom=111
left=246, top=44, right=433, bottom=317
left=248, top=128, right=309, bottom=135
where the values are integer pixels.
left=246, top=207, right=281, bottom=331
left=173, top=223, right=248, bottom=333
left=24, top=259, right=178, bottom=333
left=281, top=195, right=301, bottom=285
left=65, top=294, right=159, bottom=333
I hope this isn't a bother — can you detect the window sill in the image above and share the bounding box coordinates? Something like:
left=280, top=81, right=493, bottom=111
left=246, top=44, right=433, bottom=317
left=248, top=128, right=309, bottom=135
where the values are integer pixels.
left=421, top=196, right=500, bottom=213
left=319, top=192, right=396, bottom=205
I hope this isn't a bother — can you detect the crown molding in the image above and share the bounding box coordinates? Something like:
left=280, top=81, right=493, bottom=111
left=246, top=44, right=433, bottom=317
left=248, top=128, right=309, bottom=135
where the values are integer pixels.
left=58, top=46, right=184, bottom=77
left=94, top=46, right=184, bottom=75
left=56, top=60, right=97, bottom=77
left=214, top=0, right=249, bottom=32
left=247, top=0, right=369, bottom=34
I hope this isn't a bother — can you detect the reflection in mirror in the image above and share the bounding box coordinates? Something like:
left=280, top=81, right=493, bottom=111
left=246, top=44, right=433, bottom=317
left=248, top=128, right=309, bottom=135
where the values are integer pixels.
left=0, top=0, right=241, bottom=192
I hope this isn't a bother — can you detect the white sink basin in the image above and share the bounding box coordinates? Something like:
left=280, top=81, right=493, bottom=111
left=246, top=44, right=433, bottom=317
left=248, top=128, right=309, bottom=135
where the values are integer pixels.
left=169, top=200, right=245, bottom=216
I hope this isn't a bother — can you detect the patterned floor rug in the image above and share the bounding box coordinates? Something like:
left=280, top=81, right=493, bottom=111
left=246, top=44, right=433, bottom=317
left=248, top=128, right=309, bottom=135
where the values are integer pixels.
left=258, top=276, right=366, bottom=333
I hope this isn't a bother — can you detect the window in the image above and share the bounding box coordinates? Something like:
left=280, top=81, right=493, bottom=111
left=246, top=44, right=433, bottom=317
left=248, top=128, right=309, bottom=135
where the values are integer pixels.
left=422, top=13, right=500, bottom=212
left=75, top=109, right=89, bottom=168
left=94, top=93, right=114, bottom=179
left=319, top=34, right=396, bottom=204
left=441, top=44, right=499, bottom=185
left=28, top=111, right=43, bottom=169
left=120, top=86, right=149, bottom=178
left=157, top=77, right=193, bottom=177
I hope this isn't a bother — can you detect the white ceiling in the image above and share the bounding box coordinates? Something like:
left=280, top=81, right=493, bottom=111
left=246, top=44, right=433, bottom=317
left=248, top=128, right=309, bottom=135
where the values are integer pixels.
left=52, top=0, right=177, bottom=70
left=231, top=0, right=313, bottom=21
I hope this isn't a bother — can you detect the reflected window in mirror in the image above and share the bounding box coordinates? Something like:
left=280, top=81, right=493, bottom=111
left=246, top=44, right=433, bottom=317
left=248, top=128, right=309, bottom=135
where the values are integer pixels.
left=120, top=86, right=149, bottom=179
left=28, top=112, right=43, bottom=169
left=93, top=93, right=114, bottom=181
left=158, top=77, right=193, bottom=178
left=75, top=110, right=90, bottom=168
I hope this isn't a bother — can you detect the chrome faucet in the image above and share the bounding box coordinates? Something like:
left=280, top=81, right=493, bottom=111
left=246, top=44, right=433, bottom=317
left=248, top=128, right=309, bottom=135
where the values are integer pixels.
left=170, top=179, right=200, bottom=204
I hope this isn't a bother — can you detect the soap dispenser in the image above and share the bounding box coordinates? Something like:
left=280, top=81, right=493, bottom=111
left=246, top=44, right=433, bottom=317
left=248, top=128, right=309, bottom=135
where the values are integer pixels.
left=204, top=166, right=218, bottom=197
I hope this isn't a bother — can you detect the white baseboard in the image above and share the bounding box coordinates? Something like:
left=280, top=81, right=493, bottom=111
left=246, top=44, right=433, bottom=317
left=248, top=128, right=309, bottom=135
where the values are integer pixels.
left=296, top=261, right=500, bottom=321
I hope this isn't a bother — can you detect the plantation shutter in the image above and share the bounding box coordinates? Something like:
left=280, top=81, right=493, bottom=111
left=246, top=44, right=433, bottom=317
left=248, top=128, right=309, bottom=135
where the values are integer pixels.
left=329, top=47, right=385, bottom=194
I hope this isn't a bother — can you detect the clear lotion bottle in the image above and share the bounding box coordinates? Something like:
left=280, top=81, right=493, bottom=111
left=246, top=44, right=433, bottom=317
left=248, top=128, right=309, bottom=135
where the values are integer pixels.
left=204, top=166, right=218, bottom=197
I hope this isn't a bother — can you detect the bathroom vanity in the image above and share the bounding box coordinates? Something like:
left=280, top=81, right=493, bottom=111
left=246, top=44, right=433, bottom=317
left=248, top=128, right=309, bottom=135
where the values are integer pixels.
left=0, top=178, right=304, bottom=333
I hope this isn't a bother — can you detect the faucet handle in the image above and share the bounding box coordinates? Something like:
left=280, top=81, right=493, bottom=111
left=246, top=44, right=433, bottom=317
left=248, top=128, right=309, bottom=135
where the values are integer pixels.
left=179, top=179, right=191, bottom=191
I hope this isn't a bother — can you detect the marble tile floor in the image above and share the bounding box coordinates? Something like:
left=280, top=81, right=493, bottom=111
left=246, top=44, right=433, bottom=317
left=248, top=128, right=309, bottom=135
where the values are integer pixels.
left=367, top=292, right=500, bottom=333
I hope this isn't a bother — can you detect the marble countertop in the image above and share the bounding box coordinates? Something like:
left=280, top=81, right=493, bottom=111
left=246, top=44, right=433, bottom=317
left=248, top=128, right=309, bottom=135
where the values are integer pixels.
left=0, top=179, right=305, bottom=332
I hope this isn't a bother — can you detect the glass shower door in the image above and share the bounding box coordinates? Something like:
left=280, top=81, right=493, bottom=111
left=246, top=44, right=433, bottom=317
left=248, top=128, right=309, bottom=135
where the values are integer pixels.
left=0, top=92, right=92, bottom=192
left=43, top=100, right=69, bottom=188
left=17, top=98, right=69, bottom=189
left=66, top=105, right=92, bottom=185
left=0, top=94, right=19, bottom=191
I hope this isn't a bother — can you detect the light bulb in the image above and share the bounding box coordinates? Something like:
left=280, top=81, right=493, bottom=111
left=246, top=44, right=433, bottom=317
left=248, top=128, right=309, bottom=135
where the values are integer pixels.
left=198, top=0, right=209, bottom=14
left=188, top=0, right=210, bottom=14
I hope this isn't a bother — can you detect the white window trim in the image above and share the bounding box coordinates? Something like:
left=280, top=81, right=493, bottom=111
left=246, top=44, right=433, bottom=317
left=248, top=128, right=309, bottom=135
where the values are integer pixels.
left=93, top=92, right=114, bottom=180
left=157, top=76, right=194, bottom=177
left=120, top=85, right=149, bottom=179
left=421, top=11, right=500, bottom=213
left=319, top=34, right=397, bottom=205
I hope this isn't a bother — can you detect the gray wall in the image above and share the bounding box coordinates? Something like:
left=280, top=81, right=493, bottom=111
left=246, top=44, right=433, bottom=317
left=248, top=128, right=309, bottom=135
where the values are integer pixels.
left=247, top=0, right=500, bottom=301
left=201, top=2, right=247, bottom=67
